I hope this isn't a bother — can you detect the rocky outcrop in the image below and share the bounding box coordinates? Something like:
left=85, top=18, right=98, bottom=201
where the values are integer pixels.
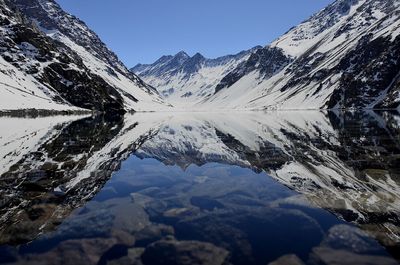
left=215, top=47, right=292, bottom=93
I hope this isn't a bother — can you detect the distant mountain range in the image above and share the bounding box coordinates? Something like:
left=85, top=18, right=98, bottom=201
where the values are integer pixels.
left=131, top=47, right=261, bottom=107
left=132, top=0, right=400, bottom=110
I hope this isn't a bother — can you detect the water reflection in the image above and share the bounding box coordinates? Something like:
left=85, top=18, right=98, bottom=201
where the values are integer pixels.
left=0, top=111, right=399, bottom=264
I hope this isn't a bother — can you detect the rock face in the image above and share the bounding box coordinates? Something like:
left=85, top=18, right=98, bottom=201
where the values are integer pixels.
left=214, top=47, right=292, bottom=94
left=0, top=0, right=167, bottom=112
left=131, top=47, right=261, bottom=108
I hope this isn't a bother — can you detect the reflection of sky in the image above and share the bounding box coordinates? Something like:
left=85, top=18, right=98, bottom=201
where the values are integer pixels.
left=93, top=155, right=296, bottom=203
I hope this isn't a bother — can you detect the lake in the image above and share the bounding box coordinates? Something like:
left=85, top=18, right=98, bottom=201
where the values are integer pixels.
left=0, top=111, right=399, bottom=265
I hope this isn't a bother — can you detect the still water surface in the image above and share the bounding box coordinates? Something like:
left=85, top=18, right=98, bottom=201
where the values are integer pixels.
left=0, top=111, right=399, bottom=265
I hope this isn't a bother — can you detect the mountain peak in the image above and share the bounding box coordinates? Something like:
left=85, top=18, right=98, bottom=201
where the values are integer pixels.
left=174, top=51, right=190, bottom=59
left=182, top=52, right=206, bottom=74
left=192, top=52, right=205, bottom=60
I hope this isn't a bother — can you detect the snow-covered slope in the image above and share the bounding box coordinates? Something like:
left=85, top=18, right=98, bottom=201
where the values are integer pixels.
left=203, top=0, right=400, bottom=110
left=0, top=0, right=169, bottom=112
left=131, top=48, right=260, bottom=108
left=0, top=0, right=103, bottom=112
left=0, top=56, right=82, bottom=112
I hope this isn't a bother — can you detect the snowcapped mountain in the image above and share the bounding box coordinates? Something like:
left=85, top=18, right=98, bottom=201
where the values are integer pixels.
left=0, top=0, right=168, bottom=113
left=203, top=0, right=400, bottom=110
left=131, top=47, right=261, bottom=108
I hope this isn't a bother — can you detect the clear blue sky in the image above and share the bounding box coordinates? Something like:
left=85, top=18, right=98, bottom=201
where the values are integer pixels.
left=56, top=0, right=333, bottom=67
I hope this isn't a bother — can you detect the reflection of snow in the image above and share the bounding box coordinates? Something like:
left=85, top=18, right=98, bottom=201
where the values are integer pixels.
left=0, top=115, right=87, bottom=176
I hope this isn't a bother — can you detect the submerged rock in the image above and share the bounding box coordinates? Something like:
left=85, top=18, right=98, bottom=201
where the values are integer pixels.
left=141, top=239, right=230, bottom=265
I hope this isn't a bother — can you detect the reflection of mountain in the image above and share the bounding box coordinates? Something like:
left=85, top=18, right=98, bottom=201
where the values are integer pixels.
left=135, top=111, right=400, bottom=255
left=0, top=111, right=399, bottom=260
left=0, top=115, right=85, bottom=177
left=0, top=114, right=164, bottom=245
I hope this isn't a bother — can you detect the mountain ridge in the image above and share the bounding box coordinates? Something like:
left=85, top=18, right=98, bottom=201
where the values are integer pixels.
left=131, top=46, right=262, bottom=107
